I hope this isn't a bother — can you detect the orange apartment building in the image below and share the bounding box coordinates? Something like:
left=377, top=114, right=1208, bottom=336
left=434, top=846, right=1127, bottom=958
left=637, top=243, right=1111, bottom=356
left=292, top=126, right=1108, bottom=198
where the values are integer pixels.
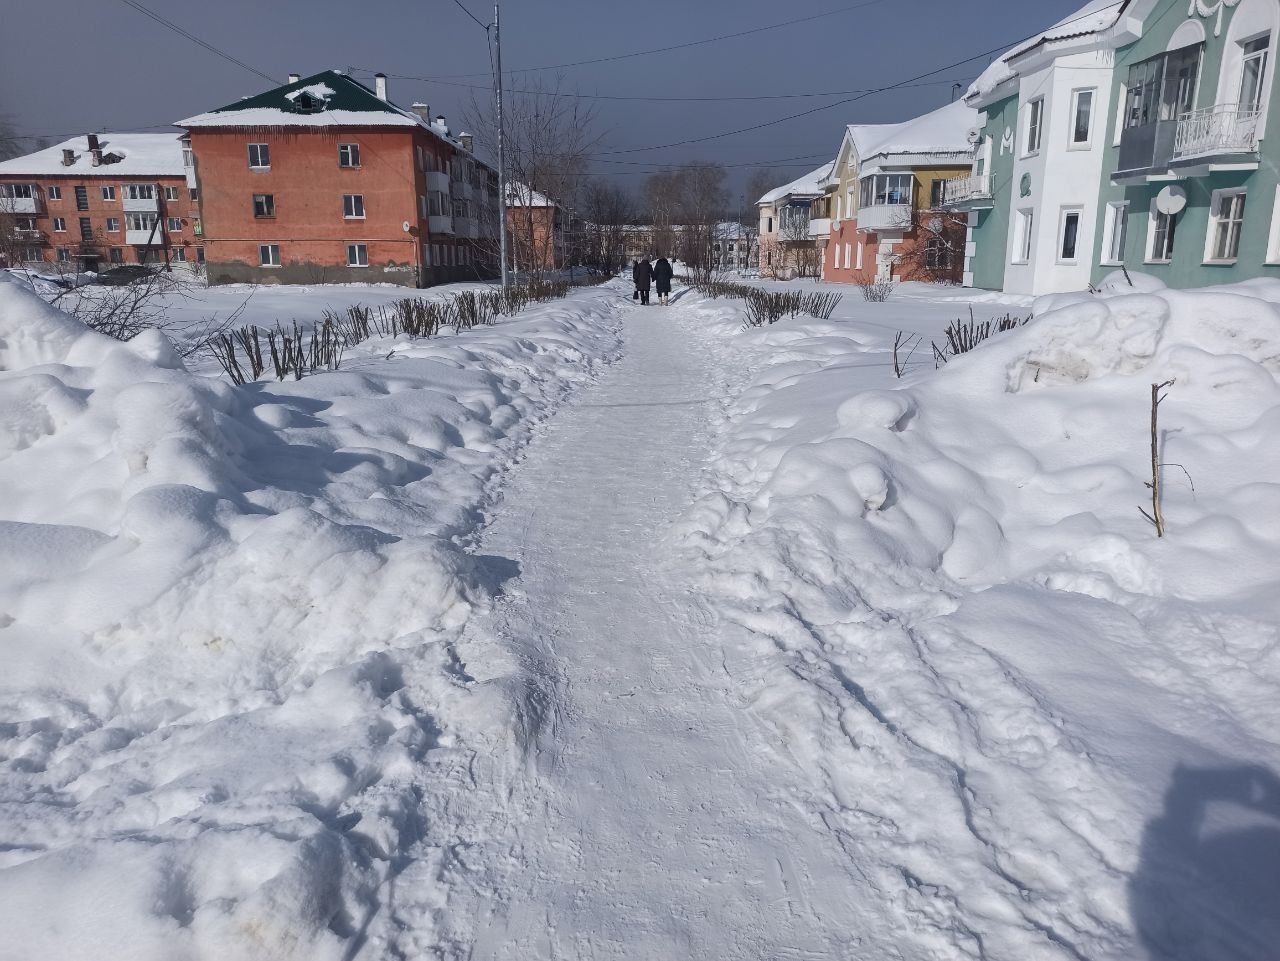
left=179, top=70, right=499, bottom=287
left=505, top=184, right=566, bottom=274
left=0, top=133, right=201, bottom=272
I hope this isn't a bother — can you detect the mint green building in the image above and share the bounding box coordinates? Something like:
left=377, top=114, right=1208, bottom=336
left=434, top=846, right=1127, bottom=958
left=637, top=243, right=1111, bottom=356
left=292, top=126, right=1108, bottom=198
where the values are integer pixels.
left=1093, top=0, right=1280, bottom=288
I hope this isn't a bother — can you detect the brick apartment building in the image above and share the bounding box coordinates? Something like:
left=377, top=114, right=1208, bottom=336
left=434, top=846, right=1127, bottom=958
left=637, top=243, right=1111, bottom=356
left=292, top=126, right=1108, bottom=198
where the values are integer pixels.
left=505, top=183, right=567, bottom=274
left=179, top=70, right=499, bottom=287
left=0, top=133, right=201, bottom=272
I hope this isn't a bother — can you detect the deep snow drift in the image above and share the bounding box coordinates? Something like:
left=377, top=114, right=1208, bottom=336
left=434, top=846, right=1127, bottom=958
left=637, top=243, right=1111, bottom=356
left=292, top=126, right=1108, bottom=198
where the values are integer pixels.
left=680, top=274, right=1280, bottom=959
left=0, top=274, right=622, bottom=960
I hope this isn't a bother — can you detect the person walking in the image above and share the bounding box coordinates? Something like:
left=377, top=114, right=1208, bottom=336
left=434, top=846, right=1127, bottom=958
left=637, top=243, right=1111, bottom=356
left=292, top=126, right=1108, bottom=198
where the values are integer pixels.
left=632, top=257, right=653, bottom=306
left=653, top=256, right=673, bottom=305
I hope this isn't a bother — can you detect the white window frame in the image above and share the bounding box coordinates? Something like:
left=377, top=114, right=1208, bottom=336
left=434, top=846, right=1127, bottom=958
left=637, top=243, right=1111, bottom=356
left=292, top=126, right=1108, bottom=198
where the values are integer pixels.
left=1013, top=208, right=1034, bottom=264
left=855, top=240, right=863, bottom=271
left=167, top=217, right=183, bottom=232
left=47, top=185, right=61, bottom=200
left=1239, top=35, right=1271, bottom=111
left=0, top=184, right=34, bottom=199
left=126, top=212, right=158, bottom=232
left=253, top=193, right=275, bottom=218
left=1023, top=97, right=1044, bottom=156
left=339, top=143, right=361, bottom=168
left=52, top=217, right=66, bottom=232
left=164, top=185, right=180, bottom=201
left=56, top=247, right=70, bottom=263
left=1205, top=187, right=1247, bottom=263
left=1068, top=88, right=1096, bottom=149
left=347, top=242, right=369, bottom=267
left=101, top=185, right=117, bottom=201
left=1147, top=203, right=1177, bottom=264
left=248, top=143, right=270, bottom=170
left=170, top=246, right=186, bottom=262
left=1265, top=185, right=1280, bottom=263
left=1057, top=206, right=1084, bottom=264
left=1102, top=200, right=1130, bottom=265
left=423, top=243, right=432, bottom=267
left=105, top=217, right=120, bottom=232
left=123, top=183, right=155, bottom=201
left=109, top=247, right=124, bottom=264
left=259, top=243, right=280, bottom=267
left=342, top=193, right=365, bottom=219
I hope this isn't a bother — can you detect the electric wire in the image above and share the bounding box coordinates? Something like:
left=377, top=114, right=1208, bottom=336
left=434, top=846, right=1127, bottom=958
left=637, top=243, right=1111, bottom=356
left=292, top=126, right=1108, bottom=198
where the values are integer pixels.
left=113, top=0, right=277, bottom=84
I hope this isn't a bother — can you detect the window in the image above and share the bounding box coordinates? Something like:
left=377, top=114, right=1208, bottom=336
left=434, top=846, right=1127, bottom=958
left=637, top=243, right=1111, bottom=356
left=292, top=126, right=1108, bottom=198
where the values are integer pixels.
left=53, top=217, right=66, bottom=232
left=79, top=217, right=93, bottom=241
left=0, top=183, right=33, bottom=199
left=106, top=217, right=120, bottom=232
left=1014, top=209, right=1034, bottom=263
left=47, top=185, right=61, bottom=200
left=74, top=186, right=89, bottom=210
left=1149, top=209, right=1177, bottom=262
left=416, top=145, right=425, bottom=170
left=855, top=240, right=863, bottom=271
left=126, top=212, right=158, bottom=232
left=167, top=217, right=182, bottom=232
left=767, top=217, right=773, bottom=233
left=1024, top=97, right=1044, bottom=155
left=1059, top=208, right=1082, bottom=262
left=248, top=143, right=270, bottom=169
left=347, top=243, right=368, bottom=266
left=164, top=186, right=180, bottom=201
left=1125, top=45, right=1202, bottom=129
left=123, top=183, right=155, bottom=201
left=1070, top=89, right=1095, bottom=146
left=253, top=194, right=275, bottom=218
left=109, top=247, right=124, bottom=264
left=190, top=187, right=200, bottom=202
left=15, top=216, right=36, bottom=231
left=1241, top=36, right=1270, bottom=112
left=930, top=178, right=945, bottom=209
left=99, top=185, right=115, bottom=201
left=1103, top=201, right=1130, bottom=264
left=195, top=246, right=205, bottom=264
left=859, top=173, right=913, bottom=207
left=423, top=243, right=432, bottom=267
left=925, top=237, right=951, bottom=271
left=428, top=192, right=448, bottom=217
left=170, top=246, right=186, bottom=262
left=57, top=247, right=70, bottom=263
left=342, top=194, right=365, bottom=219
left=339, top=143, right=361, bottom=167
left=21, top=248, right=43, bottom=262
left=182, top=147, right=194, bottom=168
left=259, top=244, right=280, bottom=266
left=1209, top=189, right=1247, bottom=262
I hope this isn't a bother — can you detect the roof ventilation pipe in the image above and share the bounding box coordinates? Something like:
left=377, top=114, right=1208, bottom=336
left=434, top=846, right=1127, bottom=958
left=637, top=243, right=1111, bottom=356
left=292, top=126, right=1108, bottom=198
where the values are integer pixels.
left=288, top=72, right=300, bottom=83
left=375, top=73, right=387, bottom=100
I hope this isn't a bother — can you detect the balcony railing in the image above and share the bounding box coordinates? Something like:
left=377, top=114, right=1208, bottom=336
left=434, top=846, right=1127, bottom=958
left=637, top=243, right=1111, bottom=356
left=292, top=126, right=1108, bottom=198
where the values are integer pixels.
left=940, top=173, right=993, bottom=209
left=0, top=196, right=41, bottom=215
left=1173, top=104, right=1260, bottom=160
left=123, top=195, right=159, bottom=213
left=807, top=217, right=832, bottom=238
left=125, top=229, right=163, bottom=246
left=857, top=203, right=913, bottom=233
left=14, top=228, right=45, bottom=242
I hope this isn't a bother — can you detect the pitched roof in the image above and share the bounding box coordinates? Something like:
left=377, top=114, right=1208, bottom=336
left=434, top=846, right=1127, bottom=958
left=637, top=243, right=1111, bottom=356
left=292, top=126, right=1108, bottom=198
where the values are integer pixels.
left=967, top=0, right=1131, bottom=101
left=0, top=133, right=185, bottom=178
left=507, top=183, right=556, bottom=208
left=179, top=70, right=422, bottom=129
left=856, top=100, right=977, bottom=159
left=757, top=161, right=835, bottom=206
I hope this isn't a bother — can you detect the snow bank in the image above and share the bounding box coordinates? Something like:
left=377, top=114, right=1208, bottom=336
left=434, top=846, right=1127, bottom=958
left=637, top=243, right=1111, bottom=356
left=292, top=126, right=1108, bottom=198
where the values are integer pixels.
left=680, top=278, right=1280, bottom=959
left=0, top=276, right=623, bottom=959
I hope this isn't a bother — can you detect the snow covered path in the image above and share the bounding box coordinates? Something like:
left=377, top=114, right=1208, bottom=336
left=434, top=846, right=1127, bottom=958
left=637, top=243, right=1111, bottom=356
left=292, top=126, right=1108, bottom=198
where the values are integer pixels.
left=433, top=296, right=864, bottom=959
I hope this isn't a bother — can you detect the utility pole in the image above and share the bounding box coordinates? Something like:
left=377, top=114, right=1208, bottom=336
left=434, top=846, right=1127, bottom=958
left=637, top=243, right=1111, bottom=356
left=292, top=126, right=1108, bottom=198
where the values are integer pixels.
left=495, top=3, right=509, bottom=289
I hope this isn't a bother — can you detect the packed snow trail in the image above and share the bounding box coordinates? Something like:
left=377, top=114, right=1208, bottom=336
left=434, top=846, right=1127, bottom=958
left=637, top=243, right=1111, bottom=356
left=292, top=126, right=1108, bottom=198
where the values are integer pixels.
left=423, top=294, right=866, bottom=959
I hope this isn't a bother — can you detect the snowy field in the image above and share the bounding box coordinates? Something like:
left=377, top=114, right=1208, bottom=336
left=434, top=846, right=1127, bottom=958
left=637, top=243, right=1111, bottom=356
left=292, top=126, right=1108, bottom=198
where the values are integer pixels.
left=1, top=270, right=1278, bottom=959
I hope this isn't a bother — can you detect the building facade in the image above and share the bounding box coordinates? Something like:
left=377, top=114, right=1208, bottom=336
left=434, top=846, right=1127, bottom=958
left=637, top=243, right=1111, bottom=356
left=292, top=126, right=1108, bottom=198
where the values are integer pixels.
left=180, top=71, right=498, bottom=287
left=0, top=133, right=201, bottom=272
left=1094, top=0, right=1280, bottom=288
left=757, top=163, right=832, bottom=278
left=505, top=184, right=567, bottom=275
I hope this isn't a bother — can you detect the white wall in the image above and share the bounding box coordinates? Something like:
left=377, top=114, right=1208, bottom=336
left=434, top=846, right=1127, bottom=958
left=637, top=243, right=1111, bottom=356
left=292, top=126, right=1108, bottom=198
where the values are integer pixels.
left=1002, top=49, right=1117, bottom=296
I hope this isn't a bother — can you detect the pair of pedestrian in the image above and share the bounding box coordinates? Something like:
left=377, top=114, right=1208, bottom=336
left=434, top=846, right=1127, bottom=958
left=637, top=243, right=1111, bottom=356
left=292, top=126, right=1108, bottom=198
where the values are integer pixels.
left=632, top=256, right=673, bottom=306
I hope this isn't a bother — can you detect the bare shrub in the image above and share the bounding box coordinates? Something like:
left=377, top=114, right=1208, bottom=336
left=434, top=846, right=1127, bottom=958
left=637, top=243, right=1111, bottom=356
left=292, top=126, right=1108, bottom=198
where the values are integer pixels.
left=858, top=278, right=895, bottom=303
left=931, top=308, right=1031, bottom=367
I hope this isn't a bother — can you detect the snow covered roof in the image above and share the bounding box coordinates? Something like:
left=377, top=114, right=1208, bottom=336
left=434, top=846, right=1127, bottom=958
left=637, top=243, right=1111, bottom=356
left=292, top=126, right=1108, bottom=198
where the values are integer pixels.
left=757, top=161, right=835, bottom=206
left=0, top=133, right=186, bottom=178
left=507, top=183, right=556, bottom=208
left=180, top=70, right=421, bottom=129
left=856, top=100, right=978, bottom=161
left=967, top=1, right=1131, bottom=101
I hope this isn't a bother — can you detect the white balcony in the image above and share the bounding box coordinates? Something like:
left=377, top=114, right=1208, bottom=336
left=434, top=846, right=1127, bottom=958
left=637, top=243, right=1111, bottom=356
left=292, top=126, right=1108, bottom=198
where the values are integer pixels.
left=939, top=173, right=994, bottom=209
left=1174, top=104, right=1261, bottom=160
left=123, top=196, right=159, bottom=213
left=186, top=168, right=198, bottom=189
left=126, top=229, right=163, bottom=245
left=808, top=217, right=832, bottom=238
left=1, top=196, right=40, bottom=214
left=428, top=215, right=453, bottom=235
left=14, top=228, right=43, bottom=241
left=856, top=203, right=912, bottom=233
left=426, top=171, right=451, bottom=194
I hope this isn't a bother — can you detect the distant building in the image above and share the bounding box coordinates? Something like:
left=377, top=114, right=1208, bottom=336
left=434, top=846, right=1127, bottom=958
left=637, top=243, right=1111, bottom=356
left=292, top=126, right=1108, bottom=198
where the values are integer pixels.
left=712, top=222, right=754, bottom=270
left=0, top=132, right=200, bottom=272
left=756, top=163, right=833, bottom=278
left=178, top=70, right=498, bottom=286
left=505, top=183, right=568, bottom=274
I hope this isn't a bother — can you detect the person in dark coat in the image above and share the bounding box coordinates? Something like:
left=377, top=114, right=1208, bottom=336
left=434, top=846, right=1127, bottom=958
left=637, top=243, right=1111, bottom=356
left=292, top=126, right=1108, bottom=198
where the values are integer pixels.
left=632, top=258, right=653, bottom=305
left=652, top=257, right=674, bottom=305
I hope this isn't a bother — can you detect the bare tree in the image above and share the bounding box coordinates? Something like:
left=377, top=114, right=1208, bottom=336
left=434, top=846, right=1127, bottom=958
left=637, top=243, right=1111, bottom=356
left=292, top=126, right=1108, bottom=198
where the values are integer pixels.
left=465, top=75, right=601, bottom=280
left=886, top=208, right=968, bottom=283
left=579, top=181, right=634, bottom=274
left=675, top=162, right=728, bottom=271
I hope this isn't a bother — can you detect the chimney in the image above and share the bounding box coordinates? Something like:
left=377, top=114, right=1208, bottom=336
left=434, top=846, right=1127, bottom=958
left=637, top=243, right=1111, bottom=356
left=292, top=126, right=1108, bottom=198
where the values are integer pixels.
left=62, top=148, right=76, bottom=166
left=459, top=132, right=474, bottom=153
left=86, top=133, right=100, bottom=151
left=91, top=149, right=102, bottom=167
left=375, top=72, right=387, bottom=101
left=288, top=72, right=300, bottom=84
left=435, top=114, right=448, bottom=135
left=411, top=102, right=431, bottom=125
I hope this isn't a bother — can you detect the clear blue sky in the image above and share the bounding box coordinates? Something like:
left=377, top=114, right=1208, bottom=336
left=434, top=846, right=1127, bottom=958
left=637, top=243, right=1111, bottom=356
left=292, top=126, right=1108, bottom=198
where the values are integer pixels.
left=2, top=0, right=1089, bottom=197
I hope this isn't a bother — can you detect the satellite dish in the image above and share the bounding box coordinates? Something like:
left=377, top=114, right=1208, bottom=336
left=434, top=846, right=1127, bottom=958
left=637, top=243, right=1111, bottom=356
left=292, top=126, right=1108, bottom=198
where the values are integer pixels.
left=966, top=126, right=983, bottom=145
left=1156, top=184, right=1187, bottom=216
left=402, top=220, right=412, bottom=233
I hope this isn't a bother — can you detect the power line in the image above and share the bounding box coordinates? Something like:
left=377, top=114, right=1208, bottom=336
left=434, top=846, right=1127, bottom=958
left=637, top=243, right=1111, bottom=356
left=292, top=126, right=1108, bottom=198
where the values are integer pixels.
left=115, top=0, right=276, bottom=84
left=418, top=0, right=894, bottom=79
left=449, top=0, right=489, bottom=30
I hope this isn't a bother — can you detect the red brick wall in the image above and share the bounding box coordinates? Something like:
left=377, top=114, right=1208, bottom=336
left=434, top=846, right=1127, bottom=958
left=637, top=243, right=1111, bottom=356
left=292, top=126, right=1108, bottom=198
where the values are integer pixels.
left=822, top=220, right=879, bottom=284
left=505, top=206, right=556, bottom=272
left=0, top=172, right=199, bottom=268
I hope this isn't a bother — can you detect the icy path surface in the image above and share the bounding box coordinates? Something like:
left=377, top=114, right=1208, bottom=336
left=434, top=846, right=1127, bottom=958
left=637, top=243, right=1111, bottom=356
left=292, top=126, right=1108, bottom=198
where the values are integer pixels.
left=436, top=300, right=860, bottom=958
